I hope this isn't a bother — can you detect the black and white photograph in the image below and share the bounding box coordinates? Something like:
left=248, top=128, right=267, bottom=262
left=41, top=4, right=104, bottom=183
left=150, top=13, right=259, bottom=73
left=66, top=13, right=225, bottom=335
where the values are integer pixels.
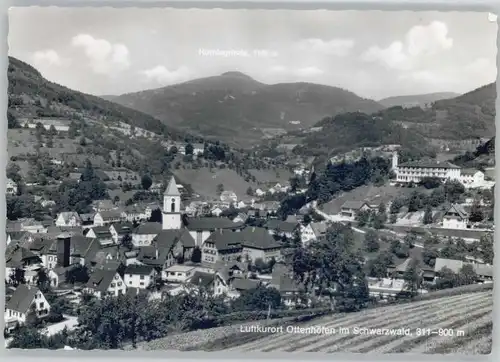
left=4, top=7, right=496, bottom=354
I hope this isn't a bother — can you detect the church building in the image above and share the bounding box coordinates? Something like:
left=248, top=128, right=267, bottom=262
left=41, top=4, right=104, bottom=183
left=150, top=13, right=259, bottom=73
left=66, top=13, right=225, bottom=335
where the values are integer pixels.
left=162, top=176, right=182, bottom=230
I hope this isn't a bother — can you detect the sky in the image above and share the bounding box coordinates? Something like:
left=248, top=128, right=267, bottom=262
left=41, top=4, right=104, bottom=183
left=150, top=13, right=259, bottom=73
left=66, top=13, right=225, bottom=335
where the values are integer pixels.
left=8, top=7, right=498, bottom=100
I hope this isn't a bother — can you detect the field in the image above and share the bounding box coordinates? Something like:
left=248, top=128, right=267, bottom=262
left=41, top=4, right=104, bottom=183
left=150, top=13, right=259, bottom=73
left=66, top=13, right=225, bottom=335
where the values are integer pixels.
left=8, top=129, right=79, bottom=158
left=248, top=168, right=293, bottom=185
left=174, top=168, right=256, bottom=200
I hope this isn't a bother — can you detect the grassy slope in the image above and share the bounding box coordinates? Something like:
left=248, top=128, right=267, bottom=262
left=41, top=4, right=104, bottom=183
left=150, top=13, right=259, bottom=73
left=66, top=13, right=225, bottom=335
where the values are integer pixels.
left=104, top=72, right=385, bottom=148
left=136, top=283, right=493, bottom=353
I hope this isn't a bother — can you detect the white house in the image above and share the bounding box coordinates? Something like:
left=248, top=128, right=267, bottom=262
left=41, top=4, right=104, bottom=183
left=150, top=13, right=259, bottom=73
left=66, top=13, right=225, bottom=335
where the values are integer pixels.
left=55, top=212, right=82, bottom=227
left=441, top=204, right=469, bottom=230
left=6, top=178, right=18, bottom=195
left=22, top=118, right=70, bottom=132
left=220, top=191, right=238, bottom=203
left=131, top=222, right=162, bottom=247
left=4, top=285, right=50, bottom=330
left=84, top=269, right=127, bottom=298
left=255, top=188, right=265, bottom=197
left=300, top=224, right=316, bottom=245
left=94, top=210, right=122, bottom=226
left=123, top=264, right=157, bottom=289
left=163, top=264, right=196, bottom=283
left=339, top=201, right=372, bottom=219
left=211, top=207, right=223, bottom=217
left=20, top=219, right=47, bottom=234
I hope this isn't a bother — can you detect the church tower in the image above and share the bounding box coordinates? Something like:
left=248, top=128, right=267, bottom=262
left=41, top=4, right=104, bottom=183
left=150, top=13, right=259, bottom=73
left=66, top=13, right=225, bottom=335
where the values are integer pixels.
left=162, top=176, right=182, bottom=230
left=392, top=151, right=399, bottom=171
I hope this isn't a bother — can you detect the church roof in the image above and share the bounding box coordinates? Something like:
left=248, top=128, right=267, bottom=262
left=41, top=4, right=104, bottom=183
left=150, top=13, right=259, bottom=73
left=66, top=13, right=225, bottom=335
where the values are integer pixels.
left=164, top=176, right=181, bottom=196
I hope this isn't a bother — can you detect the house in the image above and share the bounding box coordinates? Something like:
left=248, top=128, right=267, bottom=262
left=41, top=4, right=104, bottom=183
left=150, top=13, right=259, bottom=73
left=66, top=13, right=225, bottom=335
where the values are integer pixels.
left=84, top=269, right=127, bottom=298
left=188, top=271, right=229, bottom=297
left=255, top=188, right=266, bottom=197
left=202, top=230, right=243, bottom=264
left=233, top=212, right=248, bottom=224
left=300, top=222, right=328, bottom=245
left=460, top=169, right=485, bottom=189
left=211, top=207, right=223, bottom=217
left=123, top=264, right=157, bottom=289
left=163, top=264, right=196, bottom=283
left=367, top=278, right=406, bottom=299
left=5, top=246, right=43, bottom=280
left=20, top=219, right=47, bottom=234
left=64, top=233, right=102, bottom=267
left=149, top=182, right=163, bottom=194
left=6, top=178, right=18, bottom=195
left=137, top=228, right=196, bottom=271
left=229, top=277, right=261, bottom=298
left=392, top=152, right=461, bottom=184
left=6, top=231, right=34, bottom=247
left=55, top=212, right=82, bottom=227
left=186, top=217, right=245, bottom=246
left=441, top=204, right=469, bottom=230
left=94, top=210, right=122, bottom=226
left=48, top=266, right=71, bottom=288
left=240, top=227, right=282, bottom=263
left=86, top=226, right=115, bottom=246
left=131, top=222, right=163, bottom=247
left=79, top=213, right=95, bottom=226
left=220, top=191, right=238, bottom=203
left=264, top=220, right=299, bottom=238
left=4, top=285, right=50, bottom=330
left=92, top=199, right=116, bottom=212
left=109, top=223, right=134, bottom=244
left=269, top=274, right=306, bottom=308
left=340, top=201, right=372, bottom=219
left=26, top=237, right=58, bottom=270
left=121, top=205, right=149, bottom=222
left=434, top=257, right=493, bottom=282
left=68, top=172, right=82, bottom=182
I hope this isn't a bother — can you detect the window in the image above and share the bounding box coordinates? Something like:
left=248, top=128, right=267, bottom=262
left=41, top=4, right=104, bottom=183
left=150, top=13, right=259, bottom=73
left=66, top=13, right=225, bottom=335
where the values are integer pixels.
left=171, top=198, right=176, bottom=212
left=129, top=281, right=132, bottom=284
left=110, top=283, right=116, bottom=288
left=118, top=282, right=122, bottom=286
left=140, top=275, right=145, bottom=280
left=140, top=282, right=144, bottom=286
left=40, top=302, right=45, bottom=308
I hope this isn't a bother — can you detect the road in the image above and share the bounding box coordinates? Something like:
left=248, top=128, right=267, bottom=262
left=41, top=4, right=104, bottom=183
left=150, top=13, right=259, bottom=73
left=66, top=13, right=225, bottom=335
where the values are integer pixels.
left=41, top=315, right=79, bottom=336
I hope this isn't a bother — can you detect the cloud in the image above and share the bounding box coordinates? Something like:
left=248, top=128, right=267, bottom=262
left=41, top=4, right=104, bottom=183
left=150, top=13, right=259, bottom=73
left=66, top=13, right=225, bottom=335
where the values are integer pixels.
left=32, top=49, right=63, bottom=66
left=71, top=34, right=130, bottom=74
left=361, top=21, right=453, bottom=70
left=295, top=66, right=324, bottom=77
left=140, top=65, right=191, bottom=85
left=267, top=65, right=324, bottom=78
left=294, top=38, right=354, bottom=56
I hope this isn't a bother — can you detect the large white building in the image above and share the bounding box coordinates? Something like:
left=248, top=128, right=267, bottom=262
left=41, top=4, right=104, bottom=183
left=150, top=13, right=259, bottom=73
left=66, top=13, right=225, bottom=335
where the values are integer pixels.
left=392, top=152, right=461, bottom=184
left=392, top=152, right=493, bottom=189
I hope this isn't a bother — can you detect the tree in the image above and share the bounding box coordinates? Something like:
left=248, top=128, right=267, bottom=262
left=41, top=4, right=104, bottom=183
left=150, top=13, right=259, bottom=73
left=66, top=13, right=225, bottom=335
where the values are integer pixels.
left=246, top=186, right=253, bottom=196
left=185, top=143, right=194, bottom=155
left=355, top=210, right=371, bottom=227
left=36, top=268, right=51, bottom=293
left=457, top=264, right=477, bottom=286
left=422, top=249, right=438, bottom=267
left=9, top=267, right=25, bottom=286
left=478, top=234, right=494, bottom=264
left=66, top=265, right=90, bottom=284
left=434, top=267, right=459, bottom=290
left=469, top=201, right=484, bottom=222
left=423, top=205, right=433, bottom=225
left=402, top=259, right=420, bottom=297
left=216, top=183, right=224, bottom=196
left=364, top=230, right=380, bottom=252
left=191, top=247, right=202, bottom=263
left=121, top=233, right=133, bottom=250
left=148, top=208, right=162, bottom=223
left=366, top=251, right=393, bottom=278
left=141, top=174, right=153, bottom=190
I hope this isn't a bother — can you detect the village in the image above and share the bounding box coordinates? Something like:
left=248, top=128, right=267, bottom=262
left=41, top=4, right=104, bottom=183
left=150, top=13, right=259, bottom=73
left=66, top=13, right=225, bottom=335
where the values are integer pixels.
left=4, top=141, right=495, bottom=343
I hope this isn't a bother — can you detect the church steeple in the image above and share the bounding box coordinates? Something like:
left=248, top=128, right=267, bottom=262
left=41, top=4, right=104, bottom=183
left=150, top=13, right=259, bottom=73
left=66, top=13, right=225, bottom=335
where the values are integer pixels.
left=162, top=176, right=182, bottom=230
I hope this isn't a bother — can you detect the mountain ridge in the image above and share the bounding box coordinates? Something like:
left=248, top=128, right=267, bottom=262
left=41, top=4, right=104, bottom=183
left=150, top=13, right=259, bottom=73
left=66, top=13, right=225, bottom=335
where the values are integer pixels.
left=378, top=92, right=460, bottom=108
left=103, top=71, right=385, bottom=148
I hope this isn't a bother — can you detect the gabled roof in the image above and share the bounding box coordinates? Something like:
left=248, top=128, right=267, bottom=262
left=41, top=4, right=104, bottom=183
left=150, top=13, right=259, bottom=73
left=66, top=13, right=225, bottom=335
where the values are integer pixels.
left=124, top=264, right=155, bottom=276
left=164, top=176, right=181, bottom=196
left=341, top=201, right=369, bottom=210
left=461, top=168, right=482, bottom=176
left=6, top=285, right=41, bottom=313
left=57, top=212, right=81, bottom=223
left=239, top=227, right=282, bottom=250
left=89, top=226, right=113, bottom=237
left=133, top=222, right=163, bottom=235
left=232, top=278, right=261, bottom=291
left=310, top=222, right=328, bottom=237
left=97, top=210, right=122, bottom=220
left=86, top=269, right=118, bottom=292
left=444, top=204, right=469, bottom=219
left=204, top=230, right=242, bottom=251
left=111, top=222, right=134, bottom=234
left=434, top=258, right=465, bottom=274
left=264, top=220, right=299, bottom=233
left=186, top=217, right=245, bottom=231
left=189, top=271, right=218, bottom=287
left=398, top=159, right=460, bottom=169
